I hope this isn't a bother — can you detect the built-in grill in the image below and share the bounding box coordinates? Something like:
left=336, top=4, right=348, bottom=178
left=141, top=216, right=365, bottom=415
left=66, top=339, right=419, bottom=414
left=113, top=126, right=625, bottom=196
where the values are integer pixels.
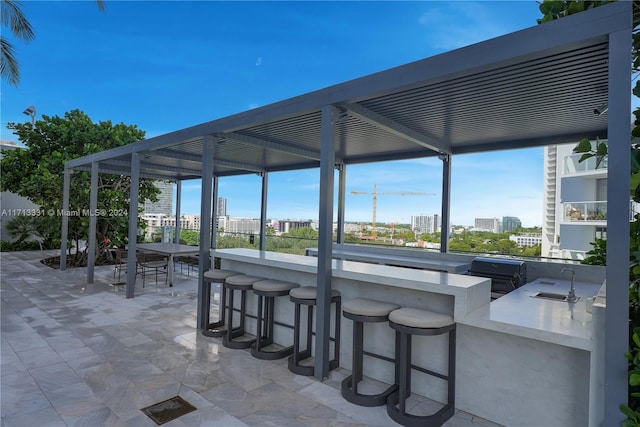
left=469, top=257, right=526, bottom=299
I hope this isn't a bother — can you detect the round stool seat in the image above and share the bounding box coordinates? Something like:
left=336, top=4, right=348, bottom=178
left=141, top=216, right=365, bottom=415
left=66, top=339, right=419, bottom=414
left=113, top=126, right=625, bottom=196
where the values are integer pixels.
left=225, top=274, right=263, bottom=289
left=389, top=307, right=454, bottom=329
left=253, top=279, right=299, bottom=295
left=343, top=298, right=400, bottom=318
left=204, top=269, right=239, bottom=282
left=290, top=286, right=340, bottom=300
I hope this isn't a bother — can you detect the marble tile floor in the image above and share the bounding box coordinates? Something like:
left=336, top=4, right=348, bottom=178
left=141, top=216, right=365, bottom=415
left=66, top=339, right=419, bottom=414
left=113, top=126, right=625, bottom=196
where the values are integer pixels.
left=1, top=250, right=502, bottom=427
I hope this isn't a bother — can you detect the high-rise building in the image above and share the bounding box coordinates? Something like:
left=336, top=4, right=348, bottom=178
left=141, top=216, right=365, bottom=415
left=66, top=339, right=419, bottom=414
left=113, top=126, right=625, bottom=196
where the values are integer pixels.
left=217, top=197, right=227, bottom=216
left=411, top=214, right=440, bottom=234
left=144, top=181, right=173, bottom=215
left=225, top=218, right=261, bottom=235
left=276, top=220, right=312, bottom=234
left=542, top=141, right=609, bottom=260
left=502, top=216, right=522, bottom=233
left=474, top=218, right=502, bottom=233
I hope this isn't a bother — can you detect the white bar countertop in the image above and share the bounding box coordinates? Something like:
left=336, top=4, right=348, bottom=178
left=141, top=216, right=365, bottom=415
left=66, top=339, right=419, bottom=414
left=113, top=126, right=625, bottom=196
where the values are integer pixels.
left=212, top=248, right=490, bottom=318
left=460, top=277, right=603, bottom=351
left=305, top=247, right=470, bottom=273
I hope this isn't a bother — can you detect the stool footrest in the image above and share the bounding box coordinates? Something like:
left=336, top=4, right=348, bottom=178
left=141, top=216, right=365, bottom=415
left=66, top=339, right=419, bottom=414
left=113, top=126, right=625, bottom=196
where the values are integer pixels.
left=251, top=344, right=294, bottom=360
left=341, top=376, right=397, bottom=407
left=222, top=326, right=255, bottom=349
left=387, top=391, right=454, bottom=427
left=201, top=320, right=227, bottom=338
left=222, top=335, right=256, bottom=349
left=288, top=355, right=339, bottom=376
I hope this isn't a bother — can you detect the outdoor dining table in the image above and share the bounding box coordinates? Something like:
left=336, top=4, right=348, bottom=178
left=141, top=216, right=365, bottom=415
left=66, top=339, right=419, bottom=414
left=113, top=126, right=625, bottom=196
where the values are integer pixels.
left=135, top=243, right=200, bottom=286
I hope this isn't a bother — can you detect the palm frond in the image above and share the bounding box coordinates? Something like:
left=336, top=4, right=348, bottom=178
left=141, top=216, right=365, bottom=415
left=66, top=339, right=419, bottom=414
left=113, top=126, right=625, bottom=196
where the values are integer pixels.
left=0, top=36, right=20, bottom=86
left=1, top=0, right=35, bottom=43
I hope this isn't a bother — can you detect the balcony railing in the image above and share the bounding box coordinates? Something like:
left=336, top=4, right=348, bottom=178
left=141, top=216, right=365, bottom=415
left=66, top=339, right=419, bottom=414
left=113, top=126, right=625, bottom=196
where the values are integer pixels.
left=562, top=201, right=607, bottom=222
left=563, top=153, right=607, bottom=175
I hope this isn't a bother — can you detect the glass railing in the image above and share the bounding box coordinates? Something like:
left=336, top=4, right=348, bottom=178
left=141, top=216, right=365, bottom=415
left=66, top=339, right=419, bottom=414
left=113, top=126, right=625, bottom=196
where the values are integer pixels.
left=562, top=201, right=607, bottom=222
left=214, top=232, right=318, bottom=256
left=563, top=153, right=607, bottom=175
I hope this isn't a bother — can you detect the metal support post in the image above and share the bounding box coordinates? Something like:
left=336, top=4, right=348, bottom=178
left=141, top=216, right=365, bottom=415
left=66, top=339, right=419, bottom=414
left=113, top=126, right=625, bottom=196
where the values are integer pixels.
left=87, top=161, right=99, bottom=283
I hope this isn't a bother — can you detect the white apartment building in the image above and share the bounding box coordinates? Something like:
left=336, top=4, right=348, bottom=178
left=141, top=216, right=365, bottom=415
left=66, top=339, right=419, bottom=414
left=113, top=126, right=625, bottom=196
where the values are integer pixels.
left=411, top=214, right=440, bottom=234
left=224, top=217, right=261, bottom=235
left=542, top=142, right=609, bottom=260
left=474, top=217, right=502, bottom=233
left=509, top=233, right=543, bottom=248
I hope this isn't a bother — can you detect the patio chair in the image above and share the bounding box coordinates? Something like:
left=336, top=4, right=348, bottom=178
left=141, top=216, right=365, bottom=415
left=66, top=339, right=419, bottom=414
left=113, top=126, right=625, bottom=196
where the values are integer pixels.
left=174, top=255, right=199, bottom=276
left=112, top=248, right=129, bottom=282
left=136, top=252, right=169, bottom=287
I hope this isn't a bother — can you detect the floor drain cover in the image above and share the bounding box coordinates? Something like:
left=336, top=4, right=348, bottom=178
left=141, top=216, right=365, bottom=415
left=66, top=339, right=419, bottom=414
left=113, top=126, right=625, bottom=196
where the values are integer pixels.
left=141, top=396, right=196, bottom=425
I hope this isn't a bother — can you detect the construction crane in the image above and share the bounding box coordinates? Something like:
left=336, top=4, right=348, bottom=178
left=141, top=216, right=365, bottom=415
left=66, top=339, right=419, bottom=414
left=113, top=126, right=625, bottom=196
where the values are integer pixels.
left=351, top=184, right=435, bottom=240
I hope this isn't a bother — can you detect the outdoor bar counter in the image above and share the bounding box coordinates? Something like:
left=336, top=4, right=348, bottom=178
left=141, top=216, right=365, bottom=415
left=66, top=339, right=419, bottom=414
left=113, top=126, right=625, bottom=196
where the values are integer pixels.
left=211, top=248, right=603, bottom=426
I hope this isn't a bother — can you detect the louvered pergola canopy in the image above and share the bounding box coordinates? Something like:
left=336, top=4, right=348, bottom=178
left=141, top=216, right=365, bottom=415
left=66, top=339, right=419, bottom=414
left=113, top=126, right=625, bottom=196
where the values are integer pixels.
left=66, top=4, right=620, bottom=180
left=63, top=4, right=633, bottom=421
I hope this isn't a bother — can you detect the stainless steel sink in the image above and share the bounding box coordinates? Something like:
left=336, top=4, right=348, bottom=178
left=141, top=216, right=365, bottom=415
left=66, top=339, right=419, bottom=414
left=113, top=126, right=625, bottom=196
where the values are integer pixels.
left=530, top=291, right=579, bottom=302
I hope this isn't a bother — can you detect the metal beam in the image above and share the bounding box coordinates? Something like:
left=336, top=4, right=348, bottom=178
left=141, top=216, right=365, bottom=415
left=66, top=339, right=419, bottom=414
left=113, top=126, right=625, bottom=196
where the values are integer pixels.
left=211, top=176, right=219, bottom=249
left=603, top=22, right=632, bottom=426
left=74, top=165, right=176, bottom=181
left=126, top=153, right=140, bottom=299
left=336, top=163, right=346, bottom=244
left=260, top=172, right=268, bottom=251
left=315, top=104, right=338, bottom=380
left=153, top=148, right=265, bottom=173
left=440, top=154, right=451, bottom=253
left=198, top=136, right=215, bottom=331
left=175, top=181, right=182, bottom=244
left=343, top=103, right=451, bottom=155
left=223, top=132, right=321, bottom=161
left=87, top=161, right=99, bottom=284
left=106, top=159, right=202, bottom=177
left=60, top=168, right=71, bottom=271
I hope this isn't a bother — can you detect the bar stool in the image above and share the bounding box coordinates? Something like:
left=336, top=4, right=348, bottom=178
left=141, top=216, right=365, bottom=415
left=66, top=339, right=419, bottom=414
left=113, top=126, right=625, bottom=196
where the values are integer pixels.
left=250, top=279, right=300, bottom=360
left=201, top=269, right=240, bottom=338
left=386, top=307, right=456, bottom=427
left=288, top=287, right=341, bottom=376
left=341, top=298, right=400, bottom=407
left=222, top=274, right=263, bottom=349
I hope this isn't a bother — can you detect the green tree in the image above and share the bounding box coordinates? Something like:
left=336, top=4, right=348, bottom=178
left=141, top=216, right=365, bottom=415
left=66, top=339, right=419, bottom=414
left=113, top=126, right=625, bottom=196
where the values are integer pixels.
left=0, top=109, right=159, bottom=265
left=284, top=226, right=318, bottom=240
left=1, top=0, right=104, bottom=86
left=179, top=230, right=200, bottom=246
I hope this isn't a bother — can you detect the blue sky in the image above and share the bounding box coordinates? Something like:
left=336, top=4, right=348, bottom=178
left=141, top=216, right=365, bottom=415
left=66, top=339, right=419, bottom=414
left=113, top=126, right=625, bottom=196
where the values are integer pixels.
left=1, top=1, right=550, bottom=227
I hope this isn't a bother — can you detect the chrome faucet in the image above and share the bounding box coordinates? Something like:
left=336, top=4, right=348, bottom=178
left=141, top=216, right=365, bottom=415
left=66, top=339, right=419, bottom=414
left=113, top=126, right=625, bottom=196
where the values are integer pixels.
left=561, top=267, right=578, bottom=302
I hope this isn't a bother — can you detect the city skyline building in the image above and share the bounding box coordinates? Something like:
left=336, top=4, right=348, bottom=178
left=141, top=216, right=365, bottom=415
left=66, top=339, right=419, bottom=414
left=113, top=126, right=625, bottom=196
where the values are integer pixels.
left=217, top=197, right=227, bottom=217
left=273, top=219, right=312, bottom=234
left=474, top=217, right=502, bottom=233
left=502, top=216, right=522, bottom=233
left=411, top=214, right=441, bottom=234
